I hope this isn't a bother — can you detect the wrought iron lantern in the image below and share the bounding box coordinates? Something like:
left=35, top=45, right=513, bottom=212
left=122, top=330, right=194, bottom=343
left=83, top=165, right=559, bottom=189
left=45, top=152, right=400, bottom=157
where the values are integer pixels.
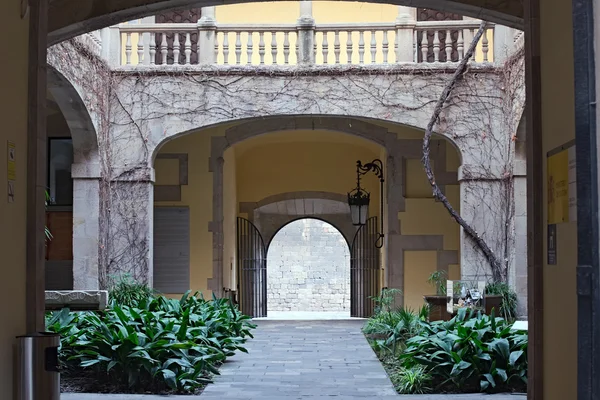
left=347, top=159, right=385, bottom=248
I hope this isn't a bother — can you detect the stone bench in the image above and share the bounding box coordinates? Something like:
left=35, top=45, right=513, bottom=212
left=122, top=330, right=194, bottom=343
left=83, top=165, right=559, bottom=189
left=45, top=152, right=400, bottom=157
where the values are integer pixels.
left=45, top=290, right=108, bottom=311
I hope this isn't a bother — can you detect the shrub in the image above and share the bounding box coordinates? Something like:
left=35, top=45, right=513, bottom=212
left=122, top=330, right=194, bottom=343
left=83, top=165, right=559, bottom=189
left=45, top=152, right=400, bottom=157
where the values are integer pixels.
left=392, top=366, right=433, bottom=394
left=108, top=274, right=156, bottom=307
left=400, top=308, right=527, bottom=393
left=46, top=291, right=256, bottom=393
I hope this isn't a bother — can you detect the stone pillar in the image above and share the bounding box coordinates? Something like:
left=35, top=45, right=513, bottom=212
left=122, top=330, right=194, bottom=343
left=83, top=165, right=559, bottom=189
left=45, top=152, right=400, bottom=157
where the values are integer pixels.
left=208, top=137, right=228, bottom=297
left=105, top=168, right=154, bottom=288
left=511, top=160, right=527, bottom=316
left=458, top=165, right=510, bottom=283
left=197, top=7, right=217, bottom=64
left=395, top=6, right=416, bottom=62
left=296, top=1, right=315, bottom=65
left=72, top=163, right=101, bottom=290
left=100, top=25, right=122, bottom=67
left=492, top=25, right=518, bottom=63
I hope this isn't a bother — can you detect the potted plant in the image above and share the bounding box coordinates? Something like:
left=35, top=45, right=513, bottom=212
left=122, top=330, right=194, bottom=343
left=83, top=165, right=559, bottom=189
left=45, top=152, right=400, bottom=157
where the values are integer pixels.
left=485, top=282, right=517, bottom=321
left=423, top=271, right=452, bottom=321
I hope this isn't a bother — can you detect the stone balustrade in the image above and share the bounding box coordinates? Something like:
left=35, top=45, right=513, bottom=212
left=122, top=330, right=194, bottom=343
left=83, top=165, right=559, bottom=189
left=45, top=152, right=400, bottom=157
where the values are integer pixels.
left=115, top=19, right=495, bottom=67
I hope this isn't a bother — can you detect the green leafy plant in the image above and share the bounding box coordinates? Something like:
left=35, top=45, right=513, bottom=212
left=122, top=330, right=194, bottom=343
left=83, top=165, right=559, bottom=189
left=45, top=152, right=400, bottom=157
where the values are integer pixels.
left=427, top=271, right=448, bottom=296
left=486, top=282, right=518, bottom=321
left=46, top=291, right=256, bottom=393
left=392, top=366, right=433, bottom=394
left=371, top=287, right=403, bottom=315
left=45, top=190, right=53, bottom=243
left=108, top=273, right=156, bottom=307
left=400, top=308, right=527, bottom=393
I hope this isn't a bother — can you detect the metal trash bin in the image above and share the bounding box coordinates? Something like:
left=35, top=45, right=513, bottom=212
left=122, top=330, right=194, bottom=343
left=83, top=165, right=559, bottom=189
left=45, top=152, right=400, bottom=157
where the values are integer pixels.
left=15, top=332, right=60, bottom=400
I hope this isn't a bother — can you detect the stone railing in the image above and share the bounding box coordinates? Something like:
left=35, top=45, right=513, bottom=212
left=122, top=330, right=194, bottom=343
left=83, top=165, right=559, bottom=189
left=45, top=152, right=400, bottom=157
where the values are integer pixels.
left=116, top=19, right=495, bottom=67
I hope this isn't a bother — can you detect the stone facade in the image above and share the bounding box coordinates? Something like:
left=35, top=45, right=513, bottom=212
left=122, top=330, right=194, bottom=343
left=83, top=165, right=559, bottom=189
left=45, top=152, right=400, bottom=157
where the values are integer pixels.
left=267, top=219, right=350, bottom=312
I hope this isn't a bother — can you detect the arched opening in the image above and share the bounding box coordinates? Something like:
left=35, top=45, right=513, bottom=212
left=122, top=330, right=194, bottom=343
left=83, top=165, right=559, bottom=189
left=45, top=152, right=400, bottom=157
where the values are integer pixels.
left=266, top=218, right=351, bottom=319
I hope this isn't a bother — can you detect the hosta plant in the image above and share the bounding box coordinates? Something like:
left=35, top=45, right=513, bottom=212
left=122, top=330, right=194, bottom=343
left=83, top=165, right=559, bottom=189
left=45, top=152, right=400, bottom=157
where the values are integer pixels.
left=400, top=308, right=527, bottom=393
left=46, top=291, right=255, bottom=393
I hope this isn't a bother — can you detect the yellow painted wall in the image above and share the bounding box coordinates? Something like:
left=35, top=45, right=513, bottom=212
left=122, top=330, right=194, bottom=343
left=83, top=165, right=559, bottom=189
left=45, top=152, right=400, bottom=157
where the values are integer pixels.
left=0, top=0, right=28, bottom=395
left=234, top=132, right=381, bottom=217
left=400, top=143, right=460, bottom=310
left=540, top=0, right=577, bottom=397
left=154, top=129, right=223, bottom=297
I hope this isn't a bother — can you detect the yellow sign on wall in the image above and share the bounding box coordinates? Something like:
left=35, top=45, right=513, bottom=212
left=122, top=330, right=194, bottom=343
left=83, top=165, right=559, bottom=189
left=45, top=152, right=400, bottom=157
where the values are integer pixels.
left=547, top=143, right=576, bottom=224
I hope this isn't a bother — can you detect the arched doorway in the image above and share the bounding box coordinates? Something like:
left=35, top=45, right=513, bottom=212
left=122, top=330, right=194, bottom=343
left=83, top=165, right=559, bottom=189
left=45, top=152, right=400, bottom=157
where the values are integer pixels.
left=266, top=218, right=351, bottom=319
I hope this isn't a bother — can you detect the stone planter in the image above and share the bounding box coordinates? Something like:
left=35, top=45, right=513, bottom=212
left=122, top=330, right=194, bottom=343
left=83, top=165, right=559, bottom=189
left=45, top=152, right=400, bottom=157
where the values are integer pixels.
left=423, top=295, right=452, bottom=321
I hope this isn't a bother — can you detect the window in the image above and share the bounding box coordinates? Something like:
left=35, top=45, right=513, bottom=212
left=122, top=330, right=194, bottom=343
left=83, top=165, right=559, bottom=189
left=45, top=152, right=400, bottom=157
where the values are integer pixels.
left=47, top=138, right=73, bottom=206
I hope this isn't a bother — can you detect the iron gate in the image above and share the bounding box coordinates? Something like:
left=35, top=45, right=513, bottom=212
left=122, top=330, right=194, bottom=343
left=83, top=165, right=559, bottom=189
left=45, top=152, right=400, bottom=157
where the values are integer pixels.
left=350, top=216, right=380, bottom=318
left=236, top=217, right=267, bottom=317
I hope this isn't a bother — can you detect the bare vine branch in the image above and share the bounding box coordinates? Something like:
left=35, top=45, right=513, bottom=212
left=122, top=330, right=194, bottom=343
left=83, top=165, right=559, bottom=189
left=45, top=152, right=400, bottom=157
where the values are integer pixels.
left=422, top=21, right=504, bottom=282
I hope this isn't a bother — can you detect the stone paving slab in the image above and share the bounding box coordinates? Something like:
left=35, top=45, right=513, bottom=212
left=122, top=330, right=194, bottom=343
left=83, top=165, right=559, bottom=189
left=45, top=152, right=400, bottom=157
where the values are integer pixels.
left=61, top=320, right=525, bottom=400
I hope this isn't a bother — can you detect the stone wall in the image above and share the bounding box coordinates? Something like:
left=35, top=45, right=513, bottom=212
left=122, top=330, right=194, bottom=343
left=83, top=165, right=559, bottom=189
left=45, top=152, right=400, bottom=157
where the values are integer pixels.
left=266, top=219, right=350, bottom=312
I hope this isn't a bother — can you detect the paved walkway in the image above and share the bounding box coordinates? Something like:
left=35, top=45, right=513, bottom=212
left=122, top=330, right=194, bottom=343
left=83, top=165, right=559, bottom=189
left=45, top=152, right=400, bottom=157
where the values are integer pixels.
left=62, top=320, right=524, bottom=400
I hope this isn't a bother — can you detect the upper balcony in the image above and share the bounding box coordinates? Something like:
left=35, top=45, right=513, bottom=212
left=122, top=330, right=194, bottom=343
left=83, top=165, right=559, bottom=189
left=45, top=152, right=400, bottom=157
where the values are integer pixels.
left=87, top=5, right=522, bottom=70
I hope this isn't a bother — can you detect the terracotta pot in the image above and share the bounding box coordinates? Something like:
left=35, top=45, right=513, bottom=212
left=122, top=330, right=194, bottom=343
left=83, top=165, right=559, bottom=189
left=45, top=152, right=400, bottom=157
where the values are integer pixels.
left=485, top=295, right=503, bottom=316
left=423, top=295, right=452, bottom=321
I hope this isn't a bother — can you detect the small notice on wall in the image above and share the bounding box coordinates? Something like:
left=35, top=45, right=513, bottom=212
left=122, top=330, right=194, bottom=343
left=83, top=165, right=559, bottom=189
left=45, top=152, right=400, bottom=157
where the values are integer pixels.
left=547, top=224, right=557, bottom=265
left=7, top=141, right=15, bottom=203
left=547, top=140, right=576, bottom=224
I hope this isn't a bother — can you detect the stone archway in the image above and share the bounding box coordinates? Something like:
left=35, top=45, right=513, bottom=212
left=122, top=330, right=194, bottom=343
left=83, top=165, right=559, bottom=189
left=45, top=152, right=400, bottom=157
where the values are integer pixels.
left=240, top=191, right=359, bottom=246
left=47, top=66, right=102, bottom=290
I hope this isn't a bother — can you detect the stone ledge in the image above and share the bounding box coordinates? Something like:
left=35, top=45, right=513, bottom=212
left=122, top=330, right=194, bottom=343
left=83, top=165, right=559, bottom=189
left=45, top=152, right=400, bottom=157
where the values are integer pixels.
left=45, top=290, right=108, bottom=311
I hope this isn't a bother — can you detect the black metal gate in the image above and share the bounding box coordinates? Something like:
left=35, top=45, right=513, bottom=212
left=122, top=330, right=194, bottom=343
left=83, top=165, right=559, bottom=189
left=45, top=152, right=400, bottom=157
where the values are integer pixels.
left=236, top=217, right=267, bottom=317
left=350, top=216, right=380, bottom=318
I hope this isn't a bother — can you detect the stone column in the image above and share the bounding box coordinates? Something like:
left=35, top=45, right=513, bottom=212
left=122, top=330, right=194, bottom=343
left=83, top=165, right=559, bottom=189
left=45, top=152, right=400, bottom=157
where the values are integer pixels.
left=100, top=26, right=122, bottom=67
left=511, top=160, right=527, bottom=316
left=105, top=168, right=155, bottom=288
left=197, top=6, right=217, bottom=64
left=72, top=163, right=101, bottom=290
left=458, top=165, right=510, bottom=283
left=297, top=1, right=315, bottom=65
left=395, top=6, right=416, bottom=62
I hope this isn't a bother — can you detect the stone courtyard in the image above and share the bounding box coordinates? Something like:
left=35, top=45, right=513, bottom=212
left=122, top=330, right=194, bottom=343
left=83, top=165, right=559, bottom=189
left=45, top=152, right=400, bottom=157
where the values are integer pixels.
left=266, top=219, right=350, bottom=313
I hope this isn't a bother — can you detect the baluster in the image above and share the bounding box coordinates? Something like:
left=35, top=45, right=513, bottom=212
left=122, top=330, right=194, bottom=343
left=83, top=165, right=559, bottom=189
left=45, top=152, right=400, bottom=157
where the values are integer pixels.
left=184, top=33, right=191, bottom=65
left=295, top=34, right=299, bottom=63
left=382, top=30, right=389, bottom=64
left=271, top=31, right=278, bottom=65
left=173, top=32, right=180, bottom=65
left=125, top=32, right=132, bottom=64
left=370, top=30, right=376, bottom=63
left=258, top=32, right=266, bottom=64
left=346, top=31, right=353, bottom=64
left=322, top=32, right=329, bottom=64
left=412, top=29, right=418, bottom=62
left=457, top=29, right=464, bottom=60
left=445, top=29, right=452, bottom=62
left=137, top=32, right=144, bottom=64
left=433, top=30, right=440, bottom=62
left=214, top=32, right=219, bottom=63
left=247, top=32, right=254, bottom=65
left=235, top=32, right=242, bottom=65
left=334, top=31, right=341, bottom=64
left=149, top=33, right=156, bottom=65
left=283, top=32, right=290, bottom=64
left=223, top=32, right=229, bottom=65
left=420, top=30, right=428, bottom=63
left=160, top=33, right=168, bottom=65
left=358, top=31, right=365, bottom=64
left=482, top=28, right=489, bottom=62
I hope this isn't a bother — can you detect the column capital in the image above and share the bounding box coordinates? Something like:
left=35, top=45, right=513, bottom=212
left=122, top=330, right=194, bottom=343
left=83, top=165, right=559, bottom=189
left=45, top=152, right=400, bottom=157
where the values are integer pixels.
left=72, top=163, right=101, bottom=179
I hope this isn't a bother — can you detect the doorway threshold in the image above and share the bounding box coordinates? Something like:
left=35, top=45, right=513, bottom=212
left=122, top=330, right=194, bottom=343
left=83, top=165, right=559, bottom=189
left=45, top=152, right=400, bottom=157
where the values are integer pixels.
left=255, top=311, right=364, bottom=320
